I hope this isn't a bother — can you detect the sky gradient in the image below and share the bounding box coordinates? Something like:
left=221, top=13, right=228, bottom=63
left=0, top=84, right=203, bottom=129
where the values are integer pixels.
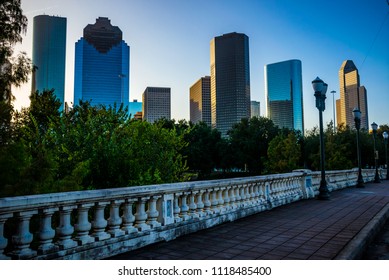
left=13, top=0, right=389, bottom=131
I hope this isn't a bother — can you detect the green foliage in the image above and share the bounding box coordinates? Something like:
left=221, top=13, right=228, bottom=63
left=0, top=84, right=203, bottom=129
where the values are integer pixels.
left=266, top=131, right=301, bottom=173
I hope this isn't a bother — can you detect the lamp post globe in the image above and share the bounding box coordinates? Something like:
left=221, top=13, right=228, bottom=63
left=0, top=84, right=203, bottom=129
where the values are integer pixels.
left=352, top=108, right=364, bottom=188
left=383, top=131, right=389, bottom=180
left=312, top=77, right=329, bottom=200
left=371, top=122, right=381, bottom=183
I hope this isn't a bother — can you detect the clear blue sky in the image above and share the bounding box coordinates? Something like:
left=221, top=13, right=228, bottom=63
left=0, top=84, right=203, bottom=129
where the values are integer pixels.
left=13, top=0, right=389, bottom=130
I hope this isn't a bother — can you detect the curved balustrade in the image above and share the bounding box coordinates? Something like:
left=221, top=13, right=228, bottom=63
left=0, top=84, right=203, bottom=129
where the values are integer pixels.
left=0, top=168, right=385, bottom=260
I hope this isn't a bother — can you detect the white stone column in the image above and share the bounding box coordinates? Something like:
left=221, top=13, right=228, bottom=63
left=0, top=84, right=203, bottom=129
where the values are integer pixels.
left=179, top=192, right=191, bottom=221
left=217, top=188, right=225, bottom=213
left=195, top=191, right=206, bottom=217
left=74, top=203, right=94, bottom=245
left=235, top=186, right=242, bottom=208
left=38, top=208, right=59, bottom=254
left=147, top=196, right=162, bottom=228
left=188, top=192, right=199, bottom=219
left=173, top=193, right=182, bottom=223
left=210, top=188, right=220, bottom=213
left=91, top=202, right=110, bottom=241
left=56, top=206, right=77, bottom=250
left=223, top=187, right=231, bottom=211
left=229, top=186, right=237, bottom=209
left=134, top=197, right=151, bottom=231
left=108, top=200, right=125, bottom=237
left=0, top=213, right=12, bottom=260
left=203, top=189, right=212, bottom=214
left=121, top=198, right=138, bottom=234
left=9, top=210, right=37, bottom=259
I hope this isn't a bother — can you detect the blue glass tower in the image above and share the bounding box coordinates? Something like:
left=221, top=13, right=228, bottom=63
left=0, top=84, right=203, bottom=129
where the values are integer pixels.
left=32, top=15, right=66, bottom=109
left=264, top=59, right=304, bottom=134
left=74, top=17, right=129, bottom=108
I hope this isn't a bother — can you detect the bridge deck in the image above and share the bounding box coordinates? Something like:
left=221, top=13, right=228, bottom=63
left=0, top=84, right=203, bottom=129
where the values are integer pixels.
left=107, top=180, right=389, bottom=260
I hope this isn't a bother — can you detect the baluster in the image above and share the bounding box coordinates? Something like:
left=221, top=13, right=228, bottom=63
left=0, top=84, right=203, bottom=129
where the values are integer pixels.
left=0, top=213, right=12, bottom=260
left=229, top=186, right=237, bottom=209
left=188, top=192, right=199, bottom=219
left=56, top=206, right=77, bottom=250
left=179, top=192, right=191, bottom=221
left=210, top=188, right=219, bottom=213
left=249, top=184, right=256, bottom=204
left=235, top=186, right=242, bottom=208
left=147, top=196, right=161, bottom=228
left=91, top=202, right=110, bottom=241
left=196, top=191, right=206, bottom=217
left=173, top=193, right=182, bottom=223
left=74, top=203, right=94, bottom=245
left=38, top=208, right=59, bottom=254
left=240, top=186, right=246, bottom=207
left=223, top=187, right=231, bottom=211
left=244, top=184, right=251, bottom=205
left=9, top=210, right=37, bottom=259
left=203, top=190, right=213, bottom=215
left=108, top=200, right=125, bottom=237
left=134, top=197, right=151, bottom=231
left=121, top=198, right=138, bottom=234
left=217, top=188, right=225, bottom=213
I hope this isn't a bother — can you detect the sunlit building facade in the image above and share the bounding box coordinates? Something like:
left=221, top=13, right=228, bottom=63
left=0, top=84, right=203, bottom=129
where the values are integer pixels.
left=74, top=17, right=129, bottom=108
left=190, top=76, right=211, bottom=126
left=337, top=60, right=368, bottom=129
left=142, top=87, right=171, bottom=123
left=32, top=15, right=67, bottom=109
left=210, top=32, right=251, bottom=136
left=264, top=59, right=304, bottom=134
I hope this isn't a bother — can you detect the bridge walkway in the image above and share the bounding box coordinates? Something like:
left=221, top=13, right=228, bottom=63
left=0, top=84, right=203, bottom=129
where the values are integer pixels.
left=108, top=180, right=389, bottom=260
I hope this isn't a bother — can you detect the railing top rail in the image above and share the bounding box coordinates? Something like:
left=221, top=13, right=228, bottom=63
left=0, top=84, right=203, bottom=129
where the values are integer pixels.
left=0, top=171, right=309, bottom=213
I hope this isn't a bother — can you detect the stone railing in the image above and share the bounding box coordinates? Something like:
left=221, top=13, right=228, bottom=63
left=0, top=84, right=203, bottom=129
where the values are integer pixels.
left=0, top=168, right=385, bottom=260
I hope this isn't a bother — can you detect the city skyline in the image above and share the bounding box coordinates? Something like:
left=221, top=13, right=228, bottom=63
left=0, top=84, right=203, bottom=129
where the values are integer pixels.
left=12, top=0, right=389, bottom=130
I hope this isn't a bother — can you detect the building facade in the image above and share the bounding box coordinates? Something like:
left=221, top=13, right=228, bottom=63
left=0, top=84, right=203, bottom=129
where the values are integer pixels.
left=250, top=101, right=260, bottom=118
left=142, top=87, right=171, bottom=123
left=264, top=59, right=304, bottom=134
left=74, top=17, right=129, bottom=108
left=337, top=60, right=368, bottom=129
left=32, top=15, right=67, bottom=109
left=210, top=32, right=251, bottom=136
left=129, top=99, right=142, bottom=119
left=190, top=76, right=211, bottom=126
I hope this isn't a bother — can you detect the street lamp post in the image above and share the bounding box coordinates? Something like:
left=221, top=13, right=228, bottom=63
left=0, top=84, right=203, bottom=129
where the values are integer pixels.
left=312, top=77, right=329, bottom=200
left=371, top=122, right=381, bottom=183
left=383, top=131, right=389, bottom=180
left=353, top=108, right=364, bottom=188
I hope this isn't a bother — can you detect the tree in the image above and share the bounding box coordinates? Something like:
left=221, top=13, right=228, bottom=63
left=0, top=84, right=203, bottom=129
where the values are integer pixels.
left=266, top=131, right=301, bottom=173
left=0, top=0, right=31, bottom=103
left=228, top=117, right=279, bottom=174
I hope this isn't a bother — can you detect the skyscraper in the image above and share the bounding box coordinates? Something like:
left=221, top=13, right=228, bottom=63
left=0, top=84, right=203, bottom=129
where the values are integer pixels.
left=190, top=76, right=211, bottom=126
left=210, top=32, right=251, bottom=136
left=337, top=60, right=368, bottom=129
left=264, top=59, right=304, bottom=134
left=74, top=17, right=129, bottom=108
left=251, top=101, right=260, bottom=118
left=142, top=87, right=171, bottom=123
left=32, top=15, right=66, bottom=109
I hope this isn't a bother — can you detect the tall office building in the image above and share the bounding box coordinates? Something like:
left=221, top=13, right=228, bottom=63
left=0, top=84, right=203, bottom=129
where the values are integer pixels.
left=32, top=15, right=66, bottom=109
left=142, top=87, right=171, bottom=123
left=264, top=59, right=304, bottom=134
left=337, top=60, right=368, bottom=129
left=251, top=101, right=260, bottom=118
left=190, top=76, right=211, bottom=126
left=210, top=32, right=251, bottom=136
left=74, top=17, right=129, bottom=108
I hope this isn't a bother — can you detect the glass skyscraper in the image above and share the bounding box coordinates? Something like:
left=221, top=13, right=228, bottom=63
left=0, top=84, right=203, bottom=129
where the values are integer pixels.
left=337, top=60, right=368, bottom=129
left=210, top=32, right=251, bottom=137
left=74, top=17, right=129, bottom=108
left=32, top=15, right=66, bottom=109
left=264, top=59, right=304, bottom=134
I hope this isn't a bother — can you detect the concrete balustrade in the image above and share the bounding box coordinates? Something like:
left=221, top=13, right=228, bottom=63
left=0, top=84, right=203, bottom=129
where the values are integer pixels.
left=0, top=168, right=385, bottom=260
